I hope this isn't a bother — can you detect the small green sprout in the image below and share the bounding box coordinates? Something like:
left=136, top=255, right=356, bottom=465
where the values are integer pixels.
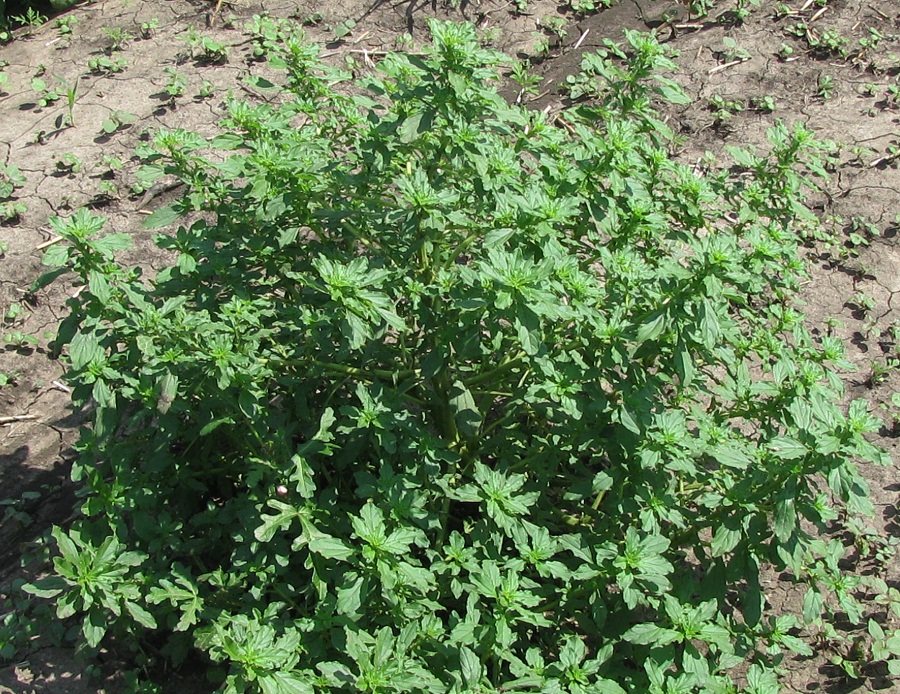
left=101, top=110, right=137, bottom=135
left=140, top=18, right=159, bottom=39
left=87, top=55, right=128, bottom=74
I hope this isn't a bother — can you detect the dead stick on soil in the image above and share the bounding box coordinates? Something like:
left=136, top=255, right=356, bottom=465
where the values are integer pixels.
left=574, top=28, right=590, bottom=50
left=708, top=58, right=749, bottom=74
left=810, top=5, right=828, bottom=21
left=210, top=0, right=224, bottom=27
left=35, top=236, right=62, bottom=251
left=799, top=0, right=815, bottom=11
left=869, top=5, right=889, bottom=20
left=0, top=415, right=37, bottom=425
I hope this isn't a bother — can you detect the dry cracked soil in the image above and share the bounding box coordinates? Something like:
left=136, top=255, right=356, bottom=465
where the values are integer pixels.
left=2, top=0, right=900, bottom=691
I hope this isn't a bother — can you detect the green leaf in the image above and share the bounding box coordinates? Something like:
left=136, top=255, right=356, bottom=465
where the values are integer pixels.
left=124, top=600, right=158, bottom=629
left=255, top=500, right=299, bottom=543
left=398, top=111, right=432, bottom=143
left=710, top=524, right=741, bottom=557
left=449, top=380, right=482, bottom=440
left=258, top=672, right=314, bottom=694
left=308, top=535, right=354, bottom=561
left=773, top=497, right=796, bottom=542
left=768, top=436, right=806, bottom=460
left=83, top=609, right=108, bottom=647
left=142, top=203, right=182, bottom=229
left=635, top=310, right=666, bottom=346
left=22, top=575, right=67, bottom=599
left=622, top=623, right=681, bottom=646
left=157, top=372, right=178, bottom=414
left=459, top=647, right=483, bottom=688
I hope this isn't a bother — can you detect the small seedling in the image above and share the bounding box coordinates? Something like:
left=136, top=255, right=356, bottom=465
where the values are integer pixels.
left=4, top=303, right=22, bottom=323
left=0, top=72, right=7, bottom=95
left=102, top=27, right=133, bottom=52
left=301, top=12, right=323, bottom=26
left=196, top=79, right=215, bottom=99
left=333, top=19, right=357, bottom=40
left=55, top=153, right=82, bottom=175
left=87, top=55, right=128, bottom=74
left=568, top=0, right=609, bottom=12
left=750, top=95, right=776, bottom=112
left=732, top=0, right=760, bottom=22
left=849, top=290, right=876, bottom=316
left=816, top=73, right=834, bottom=99
left=101, top=156, right=124, bottom=171
left=101, top=110, right=137, bottom=134
left=163, top=67, right=188, bottom=98
left=537, top=16, right=567, bottom=41
left=140, top=18, right=159, bottom=39
left=0, top=164, right=25, bottom=200
left=708, top=94, right=744, bottom=123
left=531, top=33, right=550, bottom=56
left=11, top=7, right=47, bottom=31
left=65, top=81, right=77, bottom=126
left=55, top=15, right=78, bottom=37
left=868, top=358, right=900, bottom=387
left=184, top=27, right=228, bottom=63
left=30, top=76, right=64, bottom=109
left=720, top=36, right=751, bottom=62
left=0, top=201, right=27, bottom=222
left=776, top=43, right=794, bottom=60
left=4, top=331, right=38, bottom=351
left=509, top=60, right=542, bottom=98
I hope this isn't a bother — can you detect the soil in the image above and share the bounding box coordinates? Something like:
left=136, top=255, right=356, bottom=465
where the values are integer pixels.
left=1, top=0, right=900, bottom=691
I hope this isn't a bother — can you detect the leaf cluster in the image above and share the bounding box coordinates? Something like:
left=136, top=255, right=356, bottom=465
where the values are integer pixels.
left=23, top=18, right=895, bottom=693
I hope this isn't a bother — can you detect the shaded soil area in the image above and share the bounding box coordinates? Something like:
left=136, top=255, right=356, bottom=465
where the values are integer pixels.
left=2, top=0, right=900, bottom=691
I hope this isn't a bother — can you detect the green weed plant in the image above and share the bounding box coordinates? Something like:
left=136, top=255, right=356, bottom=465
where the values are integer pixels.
left=22, top=19, right=897, bottom=693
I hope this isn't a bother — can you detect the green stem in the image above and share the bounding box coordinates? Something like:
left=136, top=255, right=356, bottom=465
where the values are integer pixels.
left=463, top=353, right=527, bottom=388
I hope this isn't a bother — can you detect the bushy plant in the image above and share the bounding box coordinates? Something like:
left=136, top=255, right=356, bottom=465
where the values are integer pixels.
left=24, top=19, right=894, bottom=692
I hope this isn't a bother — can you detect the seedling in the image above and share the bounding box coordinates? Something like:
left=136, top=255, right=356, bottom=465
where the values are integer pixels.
left=87, top=55, right=128, bottom=74
left=4, top=302, right=22, bottom=323
left=332, top=18, right=357, bottom=40
left=55, top=153, right=83, bottom=175
left=102, top=27, right=133, bottom=51
left=30, top=76, right=64, bottom=109
left=880, top=392, right=900, bottom=435
left=849, top=290, right=877, bottom=316
left=732, top=0, right=760, bottom=22
left=301, top=12, right=324, bottom=26
left=0, top=164, right=25, bottom=201
left=55, top=15, right=78, bottom=37
left=816, top=73, right=834, bottom=99
left=65, top=81, right=77, bottom=126
left=719, top=36, right=751, bottom=62
left=776, top=43, right=794, bottom=60
left=569, top=0, right=610, bottom=14
left=509, top=60, right=542, bottom=98
left=537, top=16, right=567, bottom=42
left=708, top=94, right=744, bottom=124
left=101, top=110, right=136, bottom=135
left=183, top=27, right=228, bottom=63
left=196, top=79, right=215, bottom=99
left=750, top=95, right=776, bottom=112
left=163, top=67, right=188, bottom=98
left=4, top=331, right=38, bottom=351
left=0, top=201, right=26, bottom=222
left=0, top=72, right=7, bottom=95
left=867, top=358, right=900, bottom=387
left=140, top=18, right=159, bottom=39
left=11, top=7, right=47, bottom=32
